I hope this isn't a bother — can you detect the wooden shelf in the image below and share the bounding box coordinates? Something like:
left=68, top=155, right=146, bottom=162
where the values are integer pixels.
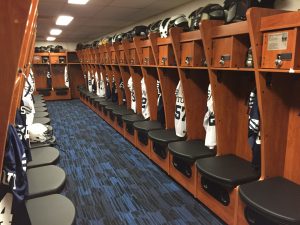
left=179, top=66, right=208, bottom=70
left=211, top=67, right=255, bottom=72
left=258, top=68, right=300, bottom=74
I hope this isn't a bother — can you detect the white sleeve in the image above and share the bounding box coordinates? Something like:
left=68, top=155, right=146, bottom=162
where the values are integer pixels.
left=141, top=78, right=150, bottom=119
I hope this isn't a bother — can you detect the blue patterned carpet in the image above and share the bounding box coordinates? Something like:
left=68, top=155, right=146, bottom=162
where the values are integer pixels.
left=46, top=100, right=225, bottom=225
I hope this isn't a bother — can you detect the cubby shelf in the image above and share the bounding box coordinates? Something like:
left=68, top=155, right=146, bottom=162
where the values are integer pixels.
left=33, top=52, right=84, bottom=100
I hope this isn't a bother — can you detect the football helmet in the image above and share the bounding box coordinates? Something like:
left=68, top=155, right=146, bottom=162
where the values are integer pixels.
left=28, top=123, right=55, bottom=143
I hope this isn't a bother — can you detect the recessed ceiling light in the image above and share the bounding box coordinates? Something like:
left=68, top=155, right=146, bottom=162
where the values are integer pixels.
left=68, top=0, right=89, bottom=4
left=56, top=15, right=74, bottom=26
left=47, top=36, right=56, bottom=41
left=50, top=28, right=62, bottom=35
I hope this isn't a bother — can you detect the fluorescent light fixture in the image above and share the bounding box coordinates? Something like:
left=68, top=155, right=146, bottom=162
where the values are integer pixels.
left=56, top=15, right=74, bottom=26
left=50, top=28, right=62, bottom=35
left=68, top=0, right=89, bottom=4
left=47, top=36, right=56, bottom=41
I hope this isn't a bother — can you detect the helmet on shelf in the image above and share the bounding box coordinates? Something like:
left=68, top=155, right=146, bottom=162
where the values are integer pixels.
left=168, top=14, right=189, bottom=32
left=148, top=20, right=162, bottom=35
left=189, top=4, right=225, bottom=30
left=159, top=17, right=171, bottom=38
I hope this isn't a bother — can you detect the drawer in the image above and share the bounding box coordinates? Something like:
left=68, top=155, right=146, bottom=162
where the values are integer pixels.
left=129, top=49, right=138, bottom=65
left=119, top=50, right=126, bottom=64
left=142, top=47, right=154, bottom=65
left=212, top=37, right=233, bottom=68
left=262, top=29, right=297, bottom=69
left=180, top=41, right=206, bottom=67
left=158, top=45, right=176, bottom=66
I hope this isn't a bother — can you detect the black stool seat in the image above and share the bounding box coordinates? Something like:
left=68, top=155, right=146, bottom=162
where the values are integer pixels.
left=148, top=129, right=184, bottom=144
left=122, top=114, right=146, bottom=124
left=54, top=87, right=68, bottom=91
left=239, top=177, right=300, bottom=225
left=196, top=154, right=260, bottom=188
left=113, top=107, right=134, bottom=116
left=34, top=99, right=45, bottom=104
left=99, top=100, right=115, bottom=107
left=35, top=107, right=47, bottom=112
left=105, top=104, right=122, bottom=112
left=89, top=95, right=100, bottom=100
left=35, top=102, right=46, bottom=108
left=26, top=194, right=75, bottom=225
left=133, top=120, right=163, bottom=132
left=27, top=165, right=66, bottom=199
left=33, top=117, right=51, bottom=125
left=94, top=97, right=106, bottom=102
left=33, top=95, right=44, bottom=101
left=28, top=147, right=59, bottom=168
left=168, top=140, right=216, bottom=162
left=34, top=111, right=49, bottom=118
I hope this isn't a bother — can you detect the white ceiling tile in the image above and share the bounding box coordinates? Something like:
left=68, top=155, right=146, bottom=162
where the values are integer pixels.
left=36, top=0, right=193, bottom=42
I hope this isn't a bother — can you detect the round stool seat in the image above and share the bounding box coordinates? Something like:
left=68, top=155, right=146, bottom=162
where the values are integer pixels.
left=196, top=155, right=260, bottom=188
left=27, top=165, right=66, bottom=199
left=168, top=140, right=216, bottom=162
left=26, top=194, right=75, bottom=225
left=122, top=114, right=146, bottom=124
left=28, top=147, right=59, bottom=168
left=133, top=120, right=163, bottom=132
left=35, top=107, right=47, bottom=112
left=113, top=107, right=134, bottom=116
left=34, top=111, right=49, bottom=118
left=33, top=117, right=51, bottom=125
left=35, top=102, right=46, bottom=108
left=148, top=129, right=184, bottom=144
left=105, top=104, right=123, bottom=112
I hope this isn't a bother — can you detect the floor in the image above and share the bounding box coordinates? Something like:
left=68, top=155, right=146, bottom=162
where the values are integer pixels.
left=46, top=99, right=225, bottom=225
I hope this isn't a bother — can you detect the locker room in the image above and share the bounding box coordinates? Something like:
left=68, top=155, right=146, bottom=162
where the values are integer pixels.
left=1, top=0, right=300, bottom=224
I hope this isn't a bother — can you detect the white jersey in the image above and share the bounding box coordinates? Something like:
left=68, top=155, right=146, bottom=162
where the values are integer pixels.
left=64, top=66, right=69, bottom=88
left=203, top=84, right=216, bottom=149
left=22, top=75, right=35, bottom=126
left=88, top=71, right=92, bottom=92
left=174, top=81, right=186, bottom=137
left=99, top=72, right=106, bottom=97
left=95, top=71, right=100, bottom=96
left=141, top=78, right=150, bottom=119
left=127, top=76, right=136, bottom=113
left=28, top=68, right=35, bottom=91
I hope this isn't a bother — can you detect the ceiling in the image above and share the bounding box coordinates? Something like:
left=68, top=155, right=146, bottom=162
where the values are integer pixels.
left=37, top=0, right=193, bottom=43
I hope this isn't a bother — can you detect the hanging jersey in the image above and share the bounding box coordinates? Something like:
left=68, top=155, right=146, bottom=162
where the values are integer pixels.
left=46, top=71, right=52, bottom=89
left=84, top=74, right=87, bottom=89
left=157, top=80, right=165, bottom=127
left=141, top=78, right=150, bottom=119
left=0, top=125, right=31, bottom=225
left=29, top=68, right=35, bottom=91
left=95, top=71, right=100, bottom=96
left=105, top=75, right=111, bottom=99
left=91, top=73, right=96, bottom=94
left=15, top=109, right=31, bottom=161
left=111, top=75, right=118, bottom=103
left=174, top=81, right=186, bottom=137
left=203, top=84, right=216, bottom=149
left=119, top=78, right=126, bottom=105
left=64, top=66, right=69, bottom=88
left=248, top=90, right=261, bottom=170
left=127, top=77, right=136, bottom=113
left=88, top=71, right=92, bottom=92
left=99, top=72, right=106, bottom=97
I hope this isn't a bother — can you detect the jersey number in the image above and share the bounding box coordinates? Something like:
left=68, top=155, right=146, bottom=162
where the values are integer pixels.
left=0, top=193, right=13, bottom=225
left=175, top=105, right=186, bottom=121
